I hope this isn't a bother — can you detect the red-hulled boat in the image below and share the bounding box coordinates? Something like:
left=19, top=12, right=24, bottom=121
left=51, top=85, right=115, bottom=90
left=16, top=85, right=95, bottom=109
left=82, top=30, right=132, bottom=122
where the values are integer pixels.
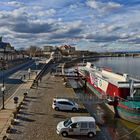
left=78, top=62, right=140, bottom=124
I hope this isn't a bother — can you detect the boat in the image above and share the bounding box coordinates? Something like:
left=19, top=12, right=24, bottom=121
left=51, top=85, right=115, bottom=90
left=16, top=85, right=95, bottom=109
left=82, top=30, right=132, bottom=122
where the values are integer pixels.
left=77, top=62, right=140, bottom=124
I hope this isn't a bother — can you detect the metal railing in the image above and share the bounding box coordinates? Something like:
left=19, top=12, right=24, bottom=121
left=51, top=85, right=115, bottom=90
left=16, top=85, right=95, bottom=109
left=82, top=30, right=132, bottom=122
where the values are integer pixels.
left=31, top=59, right=52, bottom=87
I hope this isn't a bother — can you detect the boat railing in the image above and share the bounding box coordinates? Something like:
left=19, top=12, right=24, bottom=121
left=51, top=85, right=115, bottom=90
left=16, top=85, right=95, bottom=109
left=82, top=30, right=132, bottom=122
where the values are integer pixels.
left=105, top=94, right=140, bottom=108
left=118, top=81, right=140, bottom=84
left=117, top=96, right=140, bottom=109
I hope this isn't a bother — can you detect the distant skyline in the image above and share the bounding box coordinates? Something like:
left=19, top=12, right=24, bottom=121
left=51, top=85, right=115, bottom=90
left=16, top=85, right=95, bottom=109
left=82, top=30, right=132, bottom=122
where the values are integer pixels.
left=0, top=0, right=140, bottom=52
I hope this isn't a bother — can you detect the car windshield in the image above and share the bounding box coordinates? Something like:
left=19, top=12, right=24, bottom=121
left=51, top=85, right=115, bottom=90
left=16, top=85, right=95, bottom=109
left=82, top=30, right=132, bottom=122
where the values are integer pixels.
left=64, top=119, right=72, bottom=127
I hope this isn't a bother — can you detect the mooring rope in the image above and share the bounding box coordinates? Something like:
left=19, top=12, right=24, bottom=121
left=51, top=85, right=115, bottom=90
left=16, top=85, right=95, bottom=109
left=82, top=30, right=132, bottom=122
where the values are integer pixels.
left=118, top=125, right=140, bottom=140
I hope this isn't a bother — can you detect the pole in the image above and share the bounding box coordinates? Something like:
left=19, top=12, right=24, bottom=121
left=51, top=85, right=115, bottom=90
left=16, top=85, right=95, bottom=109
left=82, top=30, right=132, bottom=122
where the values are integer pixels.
left=2, top=48, right=5, bottom=109
left=84, top=78, right=87, bottom=93
left=28, top=68, right=31, bottom=79
left=35, top=60, right=38, bottom=75
left=2, top=72, right=5, bottom=109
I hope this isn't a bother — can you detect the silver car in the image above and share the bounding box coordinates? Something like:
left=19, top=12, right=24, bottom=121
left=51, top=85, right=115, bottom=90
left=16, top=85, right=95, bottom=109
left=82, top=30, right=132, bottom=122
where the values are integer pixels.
left=52, top=98, right=78, bottom=111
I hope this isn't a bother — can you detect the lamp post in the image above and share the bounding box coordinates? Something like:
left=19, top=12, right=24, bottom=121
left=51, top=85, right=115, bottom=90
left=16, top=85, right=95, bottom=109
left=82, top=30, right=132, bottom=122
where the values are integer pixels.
left=35, top=60, right=39, bottom=75
left=1, top=86, right=5, bottom=109
left=28, top=68, right=31, bottom=79
left=1, top=48, right=6, bottom=109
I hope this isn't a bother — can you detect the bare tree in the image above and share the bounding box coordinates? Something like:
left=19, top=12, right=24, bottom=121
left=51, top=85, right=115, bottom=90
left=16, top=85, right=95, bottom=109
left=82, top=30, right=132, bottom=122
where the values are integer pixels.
left=26, top=46, right=43, bottom=57
left=27, top=46, right=38, bottom=57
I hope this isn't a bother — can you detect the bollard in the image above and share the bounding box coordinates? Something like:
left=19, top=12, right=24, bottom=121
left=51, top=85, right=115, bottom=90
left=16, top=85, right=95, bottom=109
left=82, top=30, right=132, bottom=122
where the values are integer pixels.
left=13, top=97, right=18, bottom=108
left=23, top=92, right=28, bottom=97
left=2, top=135, right=7, bottom=140
left=13, top=97, right=18, bottom=104
left=6, top=126, right=12, bottom=133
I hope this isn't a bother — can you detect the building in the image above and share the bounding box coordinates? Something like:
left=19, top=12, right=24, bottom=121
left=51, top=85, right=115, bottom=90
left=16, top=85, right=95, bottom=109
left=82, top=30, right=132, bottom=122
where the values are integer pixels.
left=43, top=45, right=54, bottom=58
left=0, top=37, right=25, bottom=61
left=43, top=45, right=54, bottom=52
left=0, top=37, right=15, bottom=60
left=51, top=48, right=63, bottom=62
left=59, top=45, right=76, bottom=55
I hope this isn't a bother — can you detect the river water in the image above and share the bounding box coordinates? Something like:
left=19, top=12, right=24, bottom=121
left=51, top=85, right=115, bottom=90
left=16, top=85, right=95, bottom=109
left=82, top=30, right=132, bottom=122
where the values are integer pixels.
left=92, top=57, right=140, bottom=79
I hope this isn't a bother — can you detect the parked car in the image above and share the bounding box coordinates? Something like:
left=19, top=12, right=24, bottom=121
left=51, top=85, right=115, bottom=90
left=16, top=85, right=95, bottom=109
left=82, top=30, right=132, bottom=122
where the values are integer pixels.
left=56, top=116, right=96, bottom=138
left=52, top=98, right=78, bottom=111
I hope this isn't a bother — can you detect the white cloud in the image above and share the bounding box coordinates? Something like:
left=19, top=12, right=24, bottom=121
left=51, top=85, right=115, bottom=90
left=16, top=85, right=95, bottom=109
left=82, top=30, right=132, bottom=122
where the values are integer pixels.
left=0, top=1, right=24, bottom=8
left=86, top=0, right=122, bottom=13
left=86, top=0, right=100, bottom=9
left=0, top=0, right=140, bottom=51
left=36, top=9, right=56, bottom=17
left=105, top=2, right=122, bottom=11
left=7, top=1, right=24, bottom=7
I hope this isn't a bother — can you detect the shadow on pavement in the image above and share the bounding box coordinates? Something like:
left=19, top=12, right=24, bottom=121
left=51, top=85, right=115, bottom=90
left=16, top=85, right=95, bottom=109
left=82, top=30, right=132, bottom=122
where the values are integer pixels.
left=10, top=128, right=22, bottom=134
left=26, top=96, right=38, bottom=99
left=20, top=102, right=28, bottom=106
left=78, top=108, right=88, bottom=113
left=53, top=114, right=67, bottom=119
left=23, top=99, right=31, bottom=102
left=68, top=135, right=96, bottom=140
left=20, top=106, right=28, bottom=110
left=17, top=115, right=35, bottom=122
left=55, top=108, right=88, bottom=113
left=29, top=111, right=47, bottom=116
left=19, top=111, right=33, bottom=116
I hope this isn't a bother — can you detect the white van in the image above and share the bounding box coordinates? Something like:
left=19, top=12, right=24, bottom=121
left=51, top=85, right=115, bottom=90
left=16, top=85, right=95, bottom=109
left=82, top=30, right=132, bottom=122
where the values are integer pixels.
left=56, top=116, right=96, bottom=138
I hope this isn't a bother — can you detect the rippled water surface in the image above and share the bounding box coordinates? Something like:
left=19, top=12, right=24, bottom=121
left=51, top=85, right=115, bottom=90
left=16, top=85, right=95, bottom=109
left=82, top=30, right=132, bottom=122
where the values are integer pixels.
left=93, top=57, right=140, bottom=79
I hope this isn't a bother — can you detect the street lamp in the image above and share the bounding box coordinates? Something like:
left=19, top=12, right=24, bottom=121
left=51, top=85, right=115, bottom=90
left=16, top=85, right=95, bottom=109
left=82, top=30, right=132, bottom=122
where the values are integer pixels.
left=28, top=68, right=31, bottom=79
left=1, top=85, right=5, bottom=109
left=35, top=60, right=39, bottom=75
left=1, top=48, right=6, bottom=109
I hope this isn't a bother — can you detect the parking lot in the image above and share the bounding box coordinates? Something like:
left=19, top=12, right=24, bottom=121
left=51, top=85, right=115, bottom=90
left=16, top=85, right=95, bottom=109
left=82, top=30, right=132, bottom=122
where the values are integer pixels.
left=9, top=73, right=104, bottom=140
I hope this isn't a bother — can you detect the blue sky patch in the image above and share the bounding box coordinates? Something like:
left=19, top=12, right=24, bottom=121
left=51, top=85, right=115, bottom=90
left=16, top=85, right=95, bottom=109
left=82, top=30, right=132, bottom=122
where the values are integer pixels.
left=0, top=0, right=140, bottom=52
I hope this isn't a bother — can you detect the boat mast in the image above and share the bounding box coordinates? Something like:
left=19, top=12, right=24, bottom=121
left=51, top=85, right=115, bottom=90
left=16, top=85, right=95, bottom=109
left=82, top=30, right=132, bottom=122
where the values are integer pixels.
left=129, top=79, right=136, bottom=98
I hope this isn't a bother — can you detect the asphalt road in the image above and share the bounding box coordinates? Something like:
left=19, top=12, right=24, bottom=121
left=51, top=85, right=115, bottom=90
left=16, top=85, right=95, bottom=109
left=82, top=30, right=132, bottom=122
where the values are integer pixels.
left=0, top=59, right=43, bottom=107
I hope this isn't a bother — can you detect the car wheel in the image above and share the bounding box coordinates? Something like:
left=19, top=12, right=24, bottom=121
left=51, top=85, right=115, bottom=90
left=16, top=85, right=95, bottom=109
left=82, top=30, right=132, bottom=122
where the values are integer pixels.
left=72, top=108, right=77, bottom=112
left=61, top=131, right=68, bottom=137
left=88, top=132, right=94, bottom=138
left=55, top=107, right=59, bottom=111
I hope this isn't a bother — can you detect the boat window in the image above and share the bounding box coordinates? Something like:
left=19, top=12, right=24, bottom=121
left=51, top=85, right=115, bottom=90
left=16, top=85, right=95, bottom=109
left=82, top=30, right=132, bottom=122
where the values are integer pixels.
left=135, top=89, right=140, bottom=96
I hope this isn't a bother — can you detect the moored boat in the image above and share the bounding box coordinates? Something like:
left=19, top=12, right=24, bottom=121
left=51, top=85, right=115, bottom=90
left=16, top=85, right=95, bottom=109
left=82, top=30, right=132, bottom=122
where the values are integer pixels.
left=77, top=62, right=140, bottom=124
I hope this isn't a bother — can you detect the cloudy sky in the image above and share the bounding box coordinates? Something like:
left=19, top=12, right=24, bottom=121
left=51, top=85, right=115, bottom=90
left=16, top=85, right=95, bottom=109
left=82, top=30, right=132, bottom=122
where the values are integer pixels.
left=0, top=0, right=140, bottom=52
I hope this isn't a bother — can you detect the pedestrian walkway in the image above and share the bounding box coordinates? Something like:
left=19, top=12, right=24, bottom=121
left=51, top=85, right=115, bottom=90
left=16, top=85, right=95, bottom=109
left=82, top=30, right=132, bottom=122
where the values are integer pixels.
left=0, top=72, right=36, bottom=140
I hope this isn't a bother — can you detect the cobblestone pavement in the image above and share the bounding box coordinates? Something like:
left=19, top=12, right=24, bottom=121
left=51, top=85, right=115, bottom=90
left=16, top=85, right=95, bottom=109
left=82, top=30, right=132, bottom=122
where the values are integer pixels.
left=8, top=73, right=106, bottom=140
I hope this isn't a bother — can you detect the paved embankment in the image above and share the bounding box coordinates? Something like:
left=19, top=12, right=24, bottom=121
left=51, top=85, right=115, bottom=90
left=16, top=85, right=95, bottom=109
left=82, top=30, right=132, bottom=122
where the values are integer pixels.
left=7, top=72, right=106, bottom=140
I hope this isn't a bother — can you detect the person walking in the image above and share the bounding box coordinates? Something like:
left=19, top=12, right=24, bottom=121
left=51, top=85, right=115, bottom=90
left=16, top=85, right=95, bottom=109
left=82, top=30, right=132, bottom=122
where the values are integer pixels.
left=23, top=74, right=26, bottom=79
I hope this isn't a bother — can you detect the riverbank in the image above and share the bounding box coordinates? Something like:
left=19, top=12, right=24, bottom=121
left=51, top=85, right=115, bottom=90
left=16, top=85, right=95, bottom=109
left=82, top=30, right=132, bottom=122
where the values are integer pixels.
left=4, top=59, right=140, bottom=140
